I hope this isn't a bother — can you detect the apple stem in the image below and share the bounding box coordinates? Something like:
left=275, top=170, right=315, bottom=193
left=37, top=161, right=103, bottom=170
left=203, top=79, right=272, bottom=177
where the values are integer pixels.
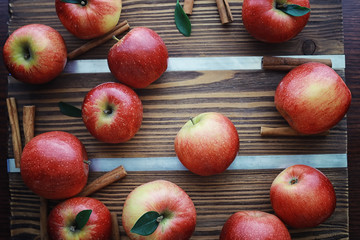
left=190, top=117, right=195, bottom=125
left=80, top=0, right=87, bottom=6
left=290, top=178, right=298, bottom=185
left=156, top=215, right=164, bottom=223
left=112, top=35, right=120, bottom=42
left=276, top=3, right=288, bottom=9
left=83, top=160, right=91, bottom=165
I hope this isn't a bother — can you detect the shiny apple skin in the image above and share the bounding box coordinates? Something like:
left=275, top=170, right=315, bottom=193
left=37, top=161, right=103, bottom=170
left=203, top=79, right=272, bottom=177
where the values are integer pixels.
left=55, top=0, right=122, bottom=39
left=107, top=27, right=168, bottom=89
left=47, top=197, right=112, bottom=240
left=270, top=164, right=336, bottom=228
left=122, top=180, right=197, bottom=240
left=82, top=82, right=143, bottom=143
left=242, top=0, right=310, bottom=43
left=20, top=131, right=89, bottom=200
left=3, top=24, right=67, bottom=84
left=274, top=62, right=351, bottom=134
left=220, top=211, right=291, bottom=240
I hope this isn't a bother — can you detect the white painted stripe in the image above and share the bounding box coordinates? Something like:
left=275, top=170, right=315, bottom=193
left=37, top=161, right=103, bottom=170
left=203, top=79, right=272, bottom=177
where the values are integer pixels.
left=63, top=55, right=346, bottom=74
left=7, top=153, right=347, bottom=173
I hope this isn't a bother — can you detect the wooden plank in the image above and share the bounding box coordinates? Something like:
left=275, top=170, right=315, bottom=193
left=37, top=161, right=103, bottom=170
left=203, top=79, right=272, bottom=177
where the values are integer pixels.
left=9, top=168, right=349, bottom=239
left=7, top=69, right=347, bottom=159
left=7, top=0, right=344, bottom=58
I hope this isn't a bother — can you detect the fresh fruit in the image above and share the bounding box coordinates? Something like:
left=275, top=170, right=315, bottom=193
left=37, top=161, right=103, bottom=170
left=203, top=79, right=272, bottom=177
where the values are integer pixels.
left=3, top=24, right=67, bottom=84
left=55, top=0, right=122, bottom=39
left=242, top=0, right=311, bottom=43
left=270, top=164, right=336, bottom=228
left=122, top=180, right=197, bottom=239
left=174, top=112, right=239, bottom=176
left=82, top=82, right=143, bottom=143
left=274, top=62, right=351, bottom=134
left=47, top=197, right=112, bottom=240
left=20, top=131, right=89, bottom=199
left=107, top=27, right=168, bottom=88
left=220, top=211, right=291, bottom=240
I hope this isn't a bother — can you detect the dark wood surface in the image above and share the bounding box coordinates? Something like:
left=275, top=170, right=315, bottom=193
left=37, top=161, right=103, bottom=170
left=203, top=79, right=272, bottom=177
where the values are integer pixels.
left=1, top=0, right=360, bottom=239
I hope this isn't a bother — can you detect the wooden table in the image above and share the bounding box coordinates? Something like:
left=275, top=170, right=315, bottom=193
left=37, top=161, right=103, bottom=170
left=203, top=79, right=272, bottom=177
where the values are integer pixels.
left=1, top=0, right=360, bottom=239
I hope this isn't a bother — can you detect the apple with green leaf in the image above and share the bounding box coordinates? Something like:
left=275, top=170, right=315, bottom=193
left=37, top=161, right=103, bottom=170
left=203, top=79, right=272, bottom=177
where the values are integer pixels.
left=270, top=164, right=336, bottom=228
left=3, top=24, right=67, bottom=84
left=122, top=180, right=197, bottom=240
left=242, top=0, right=311, bottom=43
left=275, top=62, right=351, bottom=134
left=20, top=131, right=89, bottom=200
left=107, top=27, right=168, bottom=88
left=220, top=211, right=291, bottom=240
left=81, top=82, right=143, bottom=143
left=47, top=197, right=112, bottom=240
left=55, top=0, right=122, bottom=39
left=174, top=112, right=239, bottom=176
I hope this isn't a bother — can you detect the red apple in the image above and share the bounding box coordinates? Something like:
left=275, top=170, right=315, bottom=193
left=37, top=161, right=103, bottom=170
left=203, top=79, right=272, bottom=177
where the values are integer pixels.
left=174, top=112, right=239, bottom=176
left=20, top=131, right=89, bottom=200
left=47, top=197, right=112, bottom=240
left=3, top=24, right=67, bottom=84
left=274, top=62, right=351, bottom=134
left=242, top=0, right=311, bottom=43
left=270, top=164, right=336, bottom=228
left=122, top=180, right=196, bottom=240
left=220, top=211, right=291, bottom=240
left=107, top=27, right=168, bottom=89
left=55, top=0, right=122, bottom=39
left=82, top=82, right=143, bottom=143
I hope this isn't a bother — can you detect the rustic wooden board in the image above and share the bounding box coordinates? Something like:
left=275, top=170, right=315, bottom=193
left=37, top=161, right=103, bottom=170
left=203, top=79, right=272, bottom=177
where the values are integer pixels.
left=6, top=0, right=349, bottom=239
left=7, top=0, right=344, bottom=58
left=9, top=169, right=348, bottom=240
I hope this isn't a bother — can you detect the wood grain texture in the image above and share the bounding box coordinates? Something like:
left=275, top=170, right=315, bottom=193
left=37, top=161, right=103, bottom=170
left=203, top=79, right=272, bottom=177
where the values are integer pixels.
left=7, top=0, right=344, bottom=58
left=7, top=69, right=348, bottom=159
left=9, top=168, right=348, bottom=239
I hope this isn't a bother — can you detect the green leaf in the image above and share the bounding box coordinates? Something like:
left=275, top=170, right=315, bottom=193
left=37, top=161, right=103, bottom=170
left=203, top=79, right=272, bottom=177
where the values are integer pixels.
left=175, top=0, right=191, bottom=37
left=58, top=101, right=82, bottom=118
left=279, top=4, right=311, bottom=17
left=75, top=209, right=92, bottom=230
left=61, top=0, right=83, bottom=4
left=130, top=211, right=162, bottom=236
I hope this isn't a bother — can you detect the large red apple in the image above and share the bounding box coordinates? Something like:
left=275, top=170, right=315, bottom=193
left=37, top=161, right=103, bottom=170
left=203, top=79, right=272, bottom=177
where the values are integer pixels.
left=242, top=0, right=311, bottom=43
left=48, top=197, right=112, bottom=240
left=274, top=62, right=351, bottom=134
left=122, top=180, right=196, bottom=240
left=174, top=112, right=239, bottom=176
left=55, top=0, right=122, bottom=39
left=270, top=164, right=336, bottom=228
left=107, top=27, right=168, bottom=89
left=82, top=82, right=143, bottom=143
left=3, top=24, right=67, bottom=84
left=220, top=211, right=291, bottom=240
left=20, top=131, right=89, bottom=200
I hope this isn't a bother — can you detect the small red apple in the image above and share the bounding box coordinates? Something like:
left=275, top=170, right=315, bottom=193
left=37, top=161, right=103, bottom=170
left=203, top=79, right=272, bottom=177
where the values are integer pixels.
left=270, top=164, right=336, bottom=228
left=3, top=24, right=67, bottom=84
left=55, top=0, right=122, bottom=39
left=122, top=180, right=197, bottom=240
left=242, top=0, right=311, bottom=43
left=20, top=131, right=89, bottom=200
left=174, top=112, right=239, bottom=176
left=107, top=27, right=168, bottom=89
left=220, top=211, right=291, bottom=240
left=274, top=62, right=351, bottom=134
left=47, top=197, right=112, bottom=240
left=82, top=82, right=143, bottom=143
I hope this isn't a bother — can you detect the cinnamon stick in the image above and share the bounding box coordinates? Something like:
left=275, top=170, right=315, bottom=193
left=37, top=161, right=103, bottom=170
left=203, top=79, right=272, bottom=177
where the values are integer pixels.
left=67, top=20, right=130, bottom=60
left=6, top=97, right=22, bottom=168
left=216, top=0, right=233, bottom=24
left=260, top=126, right=329, bottom=137
left=262, top=56, right=332, bottom=71
left=23, top=105, right=35, bottom=145
left=183, top=0, right=194, bottom=15
left=111, top=212, right=121, bottom=240
left=40, top=197, right=49, bottom=240
left=77, top=165, right=127, bottom=197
